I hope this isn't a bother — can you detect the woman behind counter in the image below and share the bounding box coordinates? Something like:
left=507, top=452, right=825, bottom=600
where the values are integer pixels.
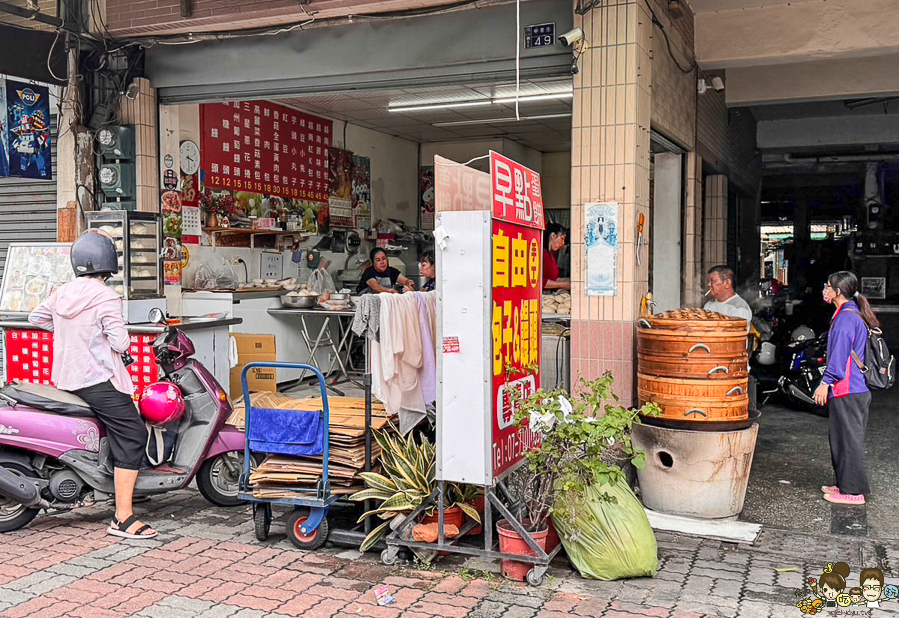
left=543, top=223, right=571, bottom=291
left=357, top=247, right=416, bottom=294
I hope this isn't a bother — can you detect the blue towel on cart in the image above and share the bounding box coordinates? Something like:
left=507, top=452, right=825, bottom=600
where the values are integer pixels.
left=247, top=407, right=324, bottom=456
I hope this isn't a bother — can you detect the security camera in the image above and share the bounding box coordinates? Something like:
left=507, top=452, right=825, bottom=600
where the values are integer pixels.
left=558, top=27, right=584, bottom=47
left=710, top=76, right=725, bottom=91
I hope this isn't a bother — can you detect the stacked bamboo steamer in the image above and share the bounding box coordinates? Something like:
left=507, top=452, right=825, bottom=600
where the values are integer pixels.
left=637, top=309, right=749, bottom=424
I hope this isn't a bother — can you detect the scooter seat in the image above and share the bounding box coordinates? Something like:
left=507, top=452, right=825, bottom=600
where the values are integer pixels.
left=0, top=381, right=96, bottom=417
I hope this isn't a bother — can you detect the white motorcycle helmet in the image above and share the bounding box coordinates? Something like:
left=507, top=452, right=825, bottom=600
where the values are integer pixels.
left=757, top=341, right=776, bottom=365
left=791, top=325, right=815, bottom=342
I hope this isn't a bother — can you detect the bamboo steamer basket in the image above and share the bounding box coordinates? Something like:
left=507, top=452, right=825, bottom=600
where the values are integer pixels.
left=637, top=373, right=749, bottom=423
left=636, top=309, right=750, bottom=424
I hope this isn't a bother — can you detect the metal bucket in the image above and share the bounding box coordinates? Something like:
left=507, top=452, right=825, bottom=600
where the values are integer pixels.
left=632, top=422, right=759, bottom=518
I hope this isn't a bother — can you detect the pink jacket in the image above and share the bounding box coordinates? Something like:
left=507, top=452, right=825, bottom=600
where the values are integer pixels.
left=28, top=278, right=134, bottom=396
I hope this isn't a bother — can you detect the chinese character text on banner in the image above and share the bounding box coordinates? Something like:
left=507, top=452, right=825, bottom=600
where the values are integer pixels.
left=490, top=151, right=545, bottom=478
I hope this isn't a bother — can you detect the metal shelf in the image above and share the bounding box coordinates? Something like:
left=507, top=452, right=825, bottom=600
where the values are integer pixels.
left=202, top=227, right=306, bottom=250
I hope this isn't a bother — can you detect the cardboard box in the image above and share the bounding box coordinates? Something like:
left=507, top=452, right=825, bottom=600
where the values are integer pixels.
left=230, top=334, right=277, bottom=398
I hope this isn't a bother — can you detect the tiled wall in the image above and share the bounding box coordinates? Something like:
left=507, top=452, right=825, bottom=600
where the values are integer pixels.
left=648, top=0, right=696, bottom=149
left=703, top=174, right=727, bottom=272
left=683, top=152, right=704, bottom=306
left=569, top=0, right=653, bottom=405
left=696, top=70, right=761, bottom=194
left=118, top=78, right=159, bottom=213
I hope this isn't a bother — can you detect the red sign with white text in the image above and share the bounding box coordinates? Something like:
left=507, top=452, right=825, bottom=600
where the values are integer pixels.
left=4, top=329, right=159, bottom=400
left=200, top=101, right=332, bottom=202
left=490, top=155, right=544, bottom=477
left=489, top=151, right=545, bottom=230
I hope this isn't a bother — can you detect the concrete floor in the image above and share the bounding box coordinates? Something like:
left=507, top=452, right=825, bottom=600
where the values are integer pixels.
left=741, top=390, right=899, bottom=539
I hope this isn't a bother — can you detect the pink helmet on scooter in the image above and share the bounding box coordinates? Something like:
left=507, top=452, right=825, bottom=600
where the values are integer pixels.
left=138, top=382, right=186, bottom=426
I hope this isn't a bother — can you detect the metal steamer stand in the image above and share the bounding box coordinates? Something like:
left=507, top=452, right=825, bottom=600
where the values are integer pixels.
left=379, top=153, right=556, bottom=586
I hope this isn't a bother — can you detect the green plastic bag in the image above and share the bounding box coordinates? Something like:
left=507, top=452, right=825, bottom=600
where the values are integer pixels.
left=553, top=479, right=658, bottom=581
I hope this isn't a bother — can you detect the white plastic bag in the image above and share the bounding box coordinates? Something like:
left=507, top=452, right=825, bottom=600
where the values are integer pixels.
left=214, top=258, right=239, bottom=290
left=306, top=268, right=336, bottom=295
left=193, top=262, right=215, bottom=290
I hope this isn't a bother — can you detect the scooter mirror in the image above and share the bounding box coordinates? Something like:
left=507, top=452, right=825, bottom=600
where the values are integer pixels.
left=148, top=308, right=166, bottom=324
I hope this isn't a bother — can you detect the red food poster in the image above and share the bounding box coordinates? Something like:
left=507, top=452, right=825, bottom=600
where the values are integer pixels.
left=200, top=101, right=332, bottom=203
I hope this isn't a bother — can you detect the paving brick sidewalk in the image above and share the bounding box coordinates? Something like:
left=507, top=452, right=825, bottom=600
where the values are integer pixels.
left=1, top=490, right=898, bottom=618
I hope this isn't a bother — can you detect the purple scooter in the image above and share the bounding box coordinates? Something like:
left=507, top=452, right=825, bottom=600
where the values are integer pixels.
left=0, top=309, right=247, bottom=532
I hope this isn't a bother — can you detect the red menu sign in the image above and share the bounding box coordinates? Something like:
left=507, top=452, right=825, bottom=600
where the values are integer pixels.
left=200, top=101, right=333, bottom=202
left=4, top=329, right=159, bottom=399
left=489, top=151, right=545, bottom=230
left=490, top=151, right=545, bottom=478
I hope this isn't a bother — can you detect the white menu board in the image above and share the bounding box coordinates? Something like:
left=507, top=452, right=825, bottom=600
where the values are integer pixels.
left=0, top=244, right=74, bottom=314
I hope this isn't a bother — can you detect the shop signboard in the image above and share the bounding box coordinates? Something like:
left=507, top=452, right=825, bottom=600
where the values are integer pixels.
left=488, top=151, right=544, bottom=478
left=200, top=101, right=332, bottom=202
left=435, top=153, right=544, bottom=486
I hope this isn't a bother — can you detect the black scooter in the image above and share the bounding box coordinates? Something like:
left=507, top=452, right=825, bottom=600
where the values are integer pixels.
left=775, top=332, right=829, bottom=415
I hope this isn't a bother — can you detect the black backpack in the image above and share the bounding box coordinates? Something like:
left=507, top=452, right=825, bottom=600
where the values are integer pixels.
left=845, top=309, right=895, bottom=390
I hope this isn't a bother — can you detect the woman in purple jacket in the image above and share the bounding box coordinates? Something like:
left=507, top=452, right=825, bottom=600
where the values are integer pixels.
left=813, top=271, right=877, bottom=505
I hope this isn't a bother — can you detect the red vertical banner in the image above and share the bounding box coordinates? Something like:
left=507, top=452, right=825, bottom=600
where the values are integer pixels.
left=490, top=151, right=545, bottom=479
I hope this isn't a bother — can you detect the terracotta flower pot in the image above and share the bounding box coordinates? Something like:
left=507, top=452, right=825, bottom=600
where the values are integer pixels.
left=420, top=506, right=464, bottom=529
left=496, top=519, right=549, bottom=582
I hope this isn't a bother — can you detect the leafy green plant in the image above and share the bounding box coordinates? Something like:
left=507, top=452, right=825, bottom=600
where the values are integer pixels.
left=508, top=371, right=661, bottom=533
left=350, top=428, right=481, bottom=552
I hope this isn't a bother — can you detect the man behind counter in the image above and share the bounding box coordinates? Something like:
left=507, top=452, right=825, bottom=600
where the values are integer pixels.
left=704, top=265, right=752, bottom=323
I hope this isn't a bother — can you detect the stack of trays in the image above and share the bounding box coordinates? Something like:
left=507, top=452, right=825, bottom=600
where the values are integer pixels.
left=637, top=309, right=750, bottom=426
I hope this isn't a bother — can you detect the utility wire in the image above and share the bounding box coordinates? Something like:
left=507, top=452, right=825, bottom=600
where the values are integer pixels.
left=647, top=6, right=696, bottom=74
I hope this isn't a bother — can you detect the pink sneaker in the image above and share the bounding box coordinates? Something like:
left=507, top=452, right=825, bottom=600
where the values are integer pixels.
left=824, top=492, right=866, bottom=505
left=821, top=485, right=839, bottom=494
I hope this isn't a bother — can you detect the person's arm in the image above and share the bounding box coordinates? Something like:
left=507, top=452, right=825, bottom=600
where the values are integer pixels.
left=821, top=325, right=851, bottom=387
left=99, top=299, right=131, bottom=353
left=366, top=278, right=396, bottom=294
left=397, top=274, right=416, bottom=291
left=544, top=278, right=571, bottom=290
left=28, top=296, right=55, bottom=331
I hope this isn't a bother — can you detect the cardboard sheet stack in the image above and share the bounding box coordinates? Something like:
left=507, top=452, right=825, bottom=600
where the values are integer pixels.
left=228, top=392, right=391, bottom=497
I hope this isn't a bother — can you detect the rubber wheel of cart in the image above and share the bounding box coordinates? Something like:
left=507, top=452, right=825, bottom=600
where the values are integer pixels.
left=286, top=510, right=329, bottom=551
left=526, top=568, right=546, bottom=587
left=254, top=505, right=270, bottom=541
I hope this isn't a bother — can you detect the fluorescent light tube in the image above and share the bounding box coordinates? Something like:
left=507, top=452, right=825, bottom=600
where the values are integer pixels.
left=388, top=100, right=491, bottom=113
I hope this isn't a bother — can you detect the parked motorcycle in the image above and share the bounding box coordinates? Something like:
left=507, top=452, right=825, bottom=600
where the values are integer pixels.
left=0, top=309, right=248, bottom=532
left=777, top=331, right=829, bottom=414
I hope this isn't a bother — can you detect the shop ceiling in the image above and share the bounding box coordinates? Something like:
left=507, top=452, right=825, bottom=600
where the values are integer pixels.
left=273, top=78, right=572, bottom=152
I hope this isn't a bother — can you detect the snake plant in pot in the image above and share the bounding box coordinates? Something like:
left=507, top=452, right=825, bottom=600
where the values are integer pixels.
left=350, top=428, right=481, bottom=552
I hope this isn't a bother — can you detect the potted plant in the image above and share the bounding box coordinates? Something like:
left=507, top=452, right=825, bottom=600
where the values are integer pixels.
left=498, top=371, right=661, bottom=581
left=350, top=428, right=481, bottom=552
left=199, top=189, right=238, bottom=228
